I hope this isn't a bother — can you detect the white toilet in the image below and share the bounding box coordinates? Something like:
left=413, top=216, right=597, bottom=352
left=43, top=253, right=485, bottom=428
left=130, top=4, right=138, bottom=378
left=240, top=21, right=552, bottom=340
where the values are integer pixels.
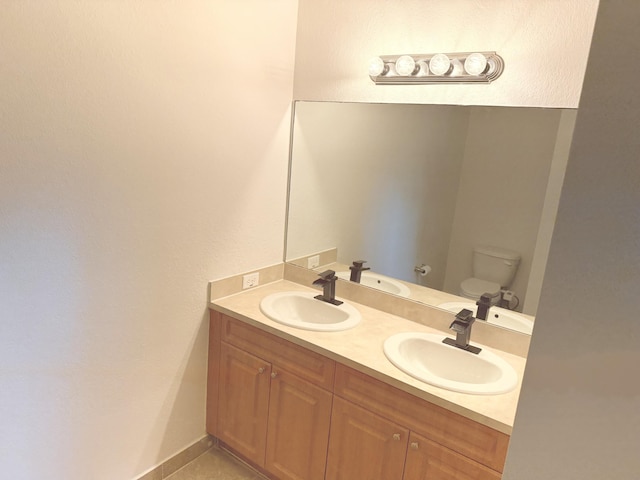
left=459, top=245, right=521, bottom=304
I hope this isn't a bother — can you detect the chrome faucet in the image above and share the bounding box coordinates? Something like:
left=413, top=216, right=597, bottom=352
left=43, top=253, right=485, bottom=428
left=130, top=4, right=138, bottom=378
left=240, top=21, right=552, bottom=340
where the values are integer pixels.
left=312, top=270, right=343, bottom=305
left=475, top=293, right=493, bottom=321
left=349, top=260, right=370, bottom=283
left=443, top=309, right=482, bottom=354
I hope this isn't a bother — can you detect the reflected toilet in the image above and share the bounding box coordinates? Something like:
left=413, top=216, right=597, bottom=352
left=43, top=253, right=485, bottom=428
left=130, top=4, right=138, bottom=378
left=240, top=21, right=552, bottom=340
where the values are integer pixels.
left=459, top=246, right=521, bottom=305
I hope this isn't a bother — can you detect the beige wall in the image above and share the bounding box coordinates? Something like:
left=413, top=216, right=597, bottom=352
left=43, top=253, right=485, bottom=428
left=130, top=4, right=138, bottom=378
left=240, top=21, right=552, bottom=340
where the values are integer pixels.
left=2, top=0, right=623, bottom=478
left=294, top=0, right=598, bottom=107
left=503, top=2, right=640, bottom=477
left=287, top=102, right=469, bottom=286
left=0, top=2, right=297, bottom=479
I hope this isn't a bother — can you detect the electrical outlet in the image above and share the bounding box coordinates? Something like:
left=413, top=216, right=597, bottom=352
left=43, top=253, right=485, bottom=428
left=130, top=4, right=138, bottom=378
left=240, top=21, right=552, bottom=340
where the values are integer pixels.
left=307, top=255, right=320, bottom=269
left=242, top=272, right=260, bottom=289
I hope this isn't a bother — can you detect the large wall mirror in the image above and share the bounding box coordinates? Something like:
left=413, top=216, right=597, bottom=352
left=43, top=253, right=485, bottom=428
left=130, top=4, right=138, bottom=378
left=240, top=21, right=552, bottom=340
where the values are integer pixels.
left=286, top=101, right=576, bottom=335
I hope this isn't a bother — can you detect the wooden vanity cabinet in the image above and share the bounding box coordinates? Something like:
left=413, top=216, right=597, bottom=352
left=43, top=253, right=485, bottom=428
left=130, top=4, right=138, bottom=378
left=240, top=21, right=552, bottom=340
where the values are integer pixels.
left=208, top=311, right=510, bottom=480
left=326, top=397, right=501, bottom=480
left=265, top=365, right=333, bottom=480
left=404, top=432, right=501, bottom=480
left=326, top=396, right=409, bottom=479
left=332, top=365, right=508, bottom=479
left=217, top=341, right=270, bottom=465
left=211, top=313, right=334, bottom=480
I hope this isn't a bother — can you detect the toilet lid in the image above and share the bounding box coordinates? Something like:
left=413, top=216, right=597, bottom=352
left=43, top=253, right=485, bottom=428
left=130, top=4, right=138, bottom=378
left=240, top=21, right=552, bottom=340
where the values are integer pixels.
left=460, top=278, right=501, bottom=298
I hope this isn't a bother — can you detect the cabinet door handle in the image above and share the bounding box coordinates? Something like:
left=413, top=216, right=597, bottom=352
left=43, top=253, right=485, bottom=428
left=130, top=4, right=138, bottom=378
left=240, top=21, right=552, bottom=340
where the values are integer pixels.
left=392, top=433, right=401, bottom=441
left=410, top=442, right=419, bottom=450
left=271, top=372, right=278, bottom=379
left=258, top=367, right=265, bottom=374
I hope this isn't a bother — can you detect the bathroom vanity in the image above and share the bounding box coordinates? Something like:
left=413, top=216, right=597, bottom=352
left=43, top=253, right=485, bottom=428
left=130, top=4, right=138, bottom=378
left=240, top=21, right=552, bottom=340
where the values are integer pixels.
left=207, top=277, right=525, bottom=480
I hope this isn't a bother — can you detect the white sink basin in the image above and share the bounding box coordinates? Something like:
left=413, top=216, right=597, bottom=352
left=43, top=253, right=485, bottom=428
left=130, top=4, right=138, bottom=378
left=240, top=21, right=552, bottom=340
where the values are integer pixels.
left=335, top=271, right=411, bottom=297
left=383, top=332, right=518, bottom=395
left=260, top=291, right=361, bottom=332
left=437, top=301, right=534, bottom=335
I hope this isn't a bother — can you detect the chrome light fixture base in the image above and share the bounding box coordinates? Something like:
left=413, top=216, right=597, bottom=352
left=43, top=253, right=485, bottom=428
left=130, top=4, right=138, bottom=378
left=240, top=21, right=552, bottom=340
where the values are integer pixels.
left=369, top=52, right=504, bottom=85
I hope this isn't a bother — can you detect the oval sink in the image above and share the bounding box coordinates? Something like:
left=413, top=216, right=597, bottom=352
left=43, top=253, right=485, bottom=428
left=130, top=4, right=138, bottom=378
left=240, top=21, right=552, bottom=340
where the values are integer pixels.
left=383, top=332, right=518, bottom=395
left=260, top=291, right=361, bottom=332
left=335, top=271, right=411, bottom=297
left=437, top=301, right=534, bottom=335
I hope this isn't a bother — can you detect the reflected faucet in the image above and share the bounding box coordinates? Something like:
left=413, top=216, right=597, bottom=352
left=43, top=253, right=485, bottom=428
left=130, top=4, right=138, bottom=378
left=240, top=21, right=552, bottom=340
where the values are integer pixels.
left=476, top=293, right=493, bottom=321
left=349, top=260, right=370, bottom=283
left=312, top=270, right=343, bottom=305
left=443, top=309, right=482, bottom=354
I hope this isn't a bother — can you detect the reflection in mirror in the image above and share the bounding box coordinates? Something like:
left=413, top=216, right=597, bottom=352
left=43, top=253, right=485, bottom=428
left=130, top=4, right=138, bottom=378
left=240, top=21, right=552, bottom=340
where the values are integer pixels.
left=286, top=101, right=576, bottom=335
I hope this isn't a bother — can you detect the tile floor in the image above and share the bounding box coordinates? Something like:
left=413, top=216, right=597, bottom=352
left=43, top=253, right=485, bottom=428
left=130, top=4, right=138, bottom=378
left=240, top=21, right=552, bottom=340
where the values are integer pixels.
left=164, top=445, right=265, bottom=480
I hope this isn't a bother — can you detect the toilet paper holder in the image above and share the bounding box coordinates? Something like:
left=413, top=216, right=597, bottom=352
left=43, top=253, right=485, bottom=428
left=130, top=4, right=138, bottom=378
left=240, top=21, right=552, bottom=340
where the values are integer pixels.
left=414, top=264, right=432, bottom=276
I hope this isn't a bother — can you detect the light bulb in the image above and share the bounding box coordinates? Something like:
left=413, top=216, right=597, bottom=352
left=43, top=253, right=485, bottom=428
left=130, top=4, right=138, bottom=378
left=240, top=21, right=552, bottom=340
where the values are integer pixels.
left=395, top=55, right=416, bottom=76
left=368, top=57, right=387, bottom=77
left=429, top=54, right=451, bottom=75
left=464, top=53, right=488, bottom=75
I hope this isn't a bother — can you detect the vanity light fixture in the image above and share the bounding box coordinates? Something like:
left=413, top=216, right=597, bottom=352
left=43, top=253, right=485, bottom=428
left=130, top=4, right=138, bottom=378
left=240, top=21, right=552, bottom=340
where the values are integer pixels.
left=368, top=52, right=504, bottom=84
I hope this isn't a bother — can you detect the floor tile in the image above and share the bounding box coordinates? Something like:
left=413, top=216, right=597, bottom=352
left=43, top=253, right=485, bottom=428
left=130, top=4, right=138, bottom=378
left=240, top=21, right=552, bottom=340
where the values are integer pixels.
left=164, top=446, right=264, bottom=480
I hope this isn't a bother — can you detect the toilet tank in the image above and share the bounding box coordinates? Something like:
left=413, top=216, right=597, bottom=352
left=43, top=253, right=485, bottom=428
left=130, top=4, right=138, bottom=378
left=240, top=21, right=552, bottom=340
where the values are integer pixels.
left=472, top=245, right=521, bottom=287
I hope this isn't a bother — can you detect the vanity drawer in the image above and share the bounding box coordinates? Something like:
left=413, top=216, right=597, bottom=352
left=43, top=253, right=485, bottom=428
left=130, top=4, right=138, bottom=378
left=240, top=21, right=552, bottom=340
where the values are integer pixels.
left=333, top=364, right=509, bottom=472
left=220, top=314, right=335, bottom=390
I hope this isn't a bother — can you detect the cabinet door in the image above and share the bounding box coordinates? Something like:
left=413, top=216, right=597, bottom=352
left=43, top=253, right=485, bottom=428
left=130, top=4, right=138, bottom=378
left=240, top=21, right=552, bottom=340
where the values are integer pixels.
left=265, top=368, right=333, bottom=480
left=217, top=342, right=271, bottom=466
left=326, top=397, right=409, bottom=480
left=334, top=364, right=509, bottom=472
left=404, top=432, right=502, bottom=480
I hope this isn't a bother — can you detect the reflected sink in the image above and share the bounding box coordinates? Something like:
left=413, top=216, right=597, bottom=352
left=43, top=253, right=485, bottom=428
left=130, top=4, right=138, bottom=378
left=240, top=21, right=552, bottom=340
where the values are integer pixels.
left=438, top=301, right=534, bottom=335
left=260, top=291, right=361, bottom=332
left=383, top=332, right=518, bottom=395
left=335, top=271, right=411, bottom=297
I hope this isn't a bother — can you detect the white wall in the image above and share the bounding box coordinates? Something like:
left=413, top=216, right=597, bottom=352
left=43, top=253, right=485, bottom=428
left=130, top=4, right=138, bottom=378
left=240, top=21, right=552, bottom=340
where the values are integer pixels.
left=288, top=102, right=567, bottom=299
left=442, top=107, right=563, bottom=310
left=0, top=0, right=615, bottom=478
left=0, top=2, right=297, bottom=479
left=522, top=109, right=577, bottom=314
left=503, top=2, right=640, bottom=478
left=294, top=0, right=598, bottom=108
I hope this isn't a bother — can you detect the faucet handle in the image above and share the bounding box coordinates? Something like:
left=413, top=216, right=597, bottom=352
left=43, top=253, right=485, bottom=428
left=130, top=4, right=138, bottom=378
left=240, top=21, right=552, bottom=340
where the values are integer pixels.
left=313, top=269, right=343, bottom=306
left=477, top=293, right=493, bottom=306
left=316, top=269, right=337, bottom=280
left=455, top=308, right=474, bottom=323
left=450, top=309, right=475, bottom=332
left=350, top=260, right=370, bottom=270
left=445, top=308, right=481, bottom=354
left=475, top=294, right=493, bottom=321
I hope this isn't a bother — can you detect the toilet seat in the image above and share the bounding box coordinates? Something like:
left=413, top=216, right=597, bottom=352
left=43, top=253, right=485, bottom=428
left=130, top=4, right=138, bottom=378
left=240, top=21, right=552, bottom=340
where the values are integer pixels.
left=460, top=278, right=501, bottom=301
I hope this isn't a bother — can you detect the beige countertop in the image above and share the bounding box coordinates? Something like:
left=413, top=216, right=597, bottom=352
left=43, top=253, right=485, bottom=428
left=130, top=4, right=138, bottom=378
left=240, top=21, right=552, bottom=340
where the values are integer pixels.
left=210, top=279, right=526, bottom=435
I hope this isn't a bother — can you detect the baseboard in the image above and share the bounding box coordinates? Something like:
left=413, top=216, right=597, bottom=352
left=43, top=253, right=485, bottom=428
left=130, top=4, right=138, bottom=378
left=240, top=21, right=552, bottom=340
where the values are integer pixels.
left=136, top=435, right=215, bottom=480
